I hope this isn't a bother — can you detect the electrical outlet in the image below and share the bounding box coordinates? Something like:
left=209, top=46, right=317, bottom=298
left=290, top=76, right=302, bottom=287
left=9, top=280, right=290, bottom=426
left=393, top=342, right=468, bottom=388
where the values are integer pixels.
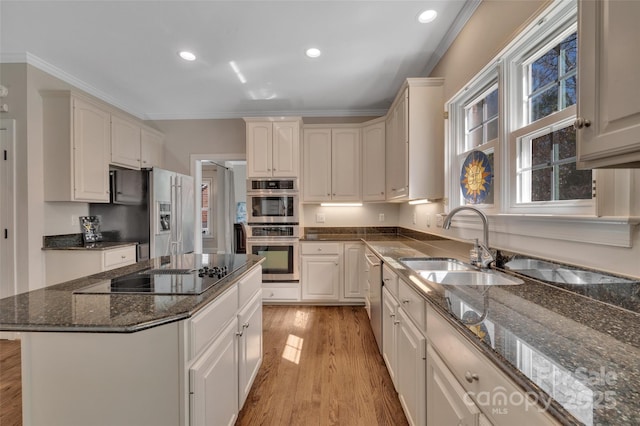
left=316, top=213, right=325, bottom=223
left=378, top=213, right=385, bottom=222
left=436, top=214, right=444, bottom=228
left=426, top=214, right=431, bottom=227
left=412, top=212, right=417, bottom=224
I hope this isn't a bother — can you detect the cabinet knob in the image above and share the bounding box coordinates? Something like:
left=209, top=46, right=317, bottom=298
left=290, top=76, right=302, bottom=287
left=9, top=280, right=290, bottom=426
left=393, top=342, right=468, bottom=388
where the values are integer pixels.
left=393, top=319, right=400, bottom=325
left=121, top=255, right=126, bottom=259
left=464, top=371, right=479, bottom=383
left=574, top=117, right=592, bottom=129
left=402, top=299, right=410, bottom=304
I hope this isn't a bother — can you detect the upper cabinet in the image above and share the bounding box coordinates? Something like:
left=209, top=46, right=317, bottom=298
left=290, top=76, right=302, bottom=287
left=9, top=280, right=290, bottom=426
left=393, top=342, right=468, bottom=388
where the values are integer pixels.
left=42, top=91, right=111, bottom=202
left=245, top=118, right=301, bottom=178
left=576, top=0, right=640, bottom=168
left=385, top=78, right=444, bottom=201
left=111, top=114, right=141, bottom=169
left=362, top=119, right=386, bottom=201
left=141, top=127, right=165, bottom=169
left=302, top=126, right=361, bottom=202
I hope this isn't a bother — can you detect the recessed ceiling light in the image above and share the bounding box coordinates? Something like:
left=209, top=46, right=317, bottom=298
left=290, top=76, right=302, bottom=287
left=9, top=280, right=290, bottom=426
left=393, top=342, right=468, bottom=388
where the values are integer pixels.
left=418, top=9, right=437, bottom=23
left=178, top=51, right=196, bottom=61
left=306, top=48, right=321, bottom=58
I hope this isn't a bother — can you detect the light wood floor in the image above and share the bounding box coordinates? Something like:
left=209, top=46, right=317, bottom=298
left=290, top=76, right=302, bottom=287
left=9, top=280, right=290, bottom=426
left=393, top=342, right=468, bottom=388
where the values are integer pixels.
left=237, top=306, right=407, bottom=426
left=0, top=338, right=21, bottom=426
left=0, top=306, right=406, bottom=426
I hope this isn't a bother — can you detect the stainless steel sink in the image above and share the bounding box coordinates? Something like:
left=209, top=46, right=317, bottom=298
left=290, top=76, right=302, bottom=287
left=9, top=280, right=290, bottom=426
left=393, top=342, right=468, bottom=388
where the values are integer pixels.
left=504, top=258, right=635, bottom=285
left=417, top=270, right=524, bottom=286
left=399, top=257, right=473, bottom=271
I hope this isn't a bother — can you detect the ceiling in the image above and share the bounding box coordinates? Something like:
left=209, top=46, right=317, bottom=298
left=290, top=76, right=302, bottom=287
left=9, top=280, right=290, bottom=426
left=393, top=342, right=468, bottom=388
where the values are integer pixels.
left=0, top=1, right=478, bottom=120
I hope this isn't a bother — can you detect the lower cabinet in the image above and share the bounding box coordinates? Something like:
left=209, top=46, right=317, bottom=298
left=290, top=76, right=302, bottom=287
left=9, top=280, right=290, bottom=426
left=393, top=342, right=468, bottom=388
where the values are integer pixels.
left=426, top=344, right=480, bottom=426
left=397, top=307, right=426, bottom=426
left=300, top=241, right=365, bottom=303
left=44, top=245, right=137, bottom=285
left=382, top=287, right=399, bottom=388
left=238, top=291, right=263, bottom=407
left=189, top=319, right=239, bottom=426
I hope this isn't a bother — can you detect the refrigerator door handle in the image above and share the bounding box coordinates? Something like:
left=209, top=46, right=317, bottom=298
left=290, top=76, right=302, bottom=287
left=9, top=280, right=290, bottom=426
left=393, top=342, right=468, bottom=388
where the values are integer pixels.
left=176, top=176, right=183, bottom=253
left=170, top=175, right=176, bottom=255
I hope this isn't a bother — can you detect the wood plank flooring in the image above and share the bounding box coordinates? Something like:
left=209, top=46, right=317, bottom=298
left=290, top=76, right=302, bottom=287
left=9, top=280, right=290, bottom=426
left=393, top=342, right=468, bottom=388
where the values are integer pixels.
left=0, top=338, right=21, bottom=426
left=237, top=306, right=408, bottom=426
left=0, top=306, right=406, bottom=426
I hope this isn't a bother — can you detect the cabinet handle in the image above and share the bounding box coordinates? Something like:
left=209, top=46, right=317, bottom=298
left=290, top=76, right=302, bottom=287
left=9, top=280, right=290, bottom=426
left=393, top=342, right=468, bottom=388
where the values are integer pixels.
left=574, top=117, right=592, bottom=129
left=121, top=255, right=126, bottom=259
left=243, top=322, right=250, bottom=329
left=389, top=313, right=396, bottom=318
left=235, top=330, right=244, bottom=337
left=383, top=278, right=390, bottom=282
left=402, top=299, right=410, bottom=304
left=393, top=319, right=400, bottom=325
left=464, top=371, right=479, bottom=383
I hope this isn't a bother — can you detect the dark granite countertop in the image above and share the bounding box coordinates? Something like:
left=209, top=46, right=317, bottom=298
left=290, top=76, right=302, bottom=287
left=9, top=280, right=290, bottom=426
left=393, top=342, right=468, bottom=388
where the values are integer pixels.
left=42, top=241, right=138, bottom=251
left=0, top=253, right=264, bottom=333
left=364, top=238, right=640, bottom=426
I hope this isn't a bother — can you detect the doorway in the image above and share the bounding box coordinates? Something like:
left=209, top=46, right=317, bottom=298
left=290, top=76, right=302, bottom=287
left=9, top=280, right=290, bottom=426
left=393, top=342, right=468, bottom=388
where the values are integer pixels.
left=190, top=154, right=246, bottom=254
left=0, top=119, right=17, bottom=340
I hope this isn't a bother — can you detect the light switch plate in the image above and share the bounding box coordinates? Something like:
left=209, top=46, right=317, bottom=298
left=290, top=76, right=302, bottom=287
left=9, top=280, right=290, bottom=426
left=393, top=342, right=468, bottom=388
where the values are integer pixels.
left=378, top=213, right=385, bottom=222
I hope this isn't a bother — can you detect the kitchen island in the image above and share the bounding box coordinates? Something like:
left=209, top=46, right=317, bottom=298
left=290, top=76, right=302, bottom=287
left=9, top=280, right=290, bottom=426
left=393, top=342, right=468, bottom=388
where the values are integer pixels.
left=0, top=253, right=264, bottom=426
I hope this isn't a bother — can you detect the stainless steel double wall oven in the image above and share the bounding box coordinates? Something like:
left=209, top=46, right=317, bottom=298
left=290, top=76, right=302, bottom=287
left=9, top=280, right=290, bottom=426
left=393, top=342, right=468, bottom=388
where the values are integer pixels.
left=246, top=179, right=299, bottom=281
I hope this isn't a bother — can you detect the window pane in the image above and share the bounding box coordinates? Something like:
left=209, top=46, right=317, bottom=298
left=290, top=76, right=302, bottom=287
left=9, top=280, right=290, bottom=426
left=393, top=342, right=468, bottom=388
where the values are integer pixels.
left=467, top=127, right=483, bottom=150
left=531, top=51, right=558, bottom=92
left=486, top=118, right=498, bottom=142
left=483, top=152, right=495, bottom=204
left=531, top=134, right=552, bottom=166
left=467, top=103, right=483, bottom=130
left=559, top=163, right=592, bottom=200
left=486, top=90, right=498, bottom=119
left=555, top=126, right=576, bottom=160
left=530, top=87, right=558, bottom=121
left=560, top=33, right=577, bottom=73
left=562, top=75, right=577, bottom=109
left=531, top=167, right=552, bottom=201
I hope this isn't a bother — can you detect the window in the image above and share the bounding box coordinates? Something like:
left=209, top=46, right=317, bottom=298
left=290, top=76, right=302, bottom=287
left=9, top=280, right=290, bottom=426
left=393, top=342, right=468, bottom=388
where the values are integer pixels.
left=201, top=178, right=212, bottom=236
left=446, top=0, right=592, bottom=216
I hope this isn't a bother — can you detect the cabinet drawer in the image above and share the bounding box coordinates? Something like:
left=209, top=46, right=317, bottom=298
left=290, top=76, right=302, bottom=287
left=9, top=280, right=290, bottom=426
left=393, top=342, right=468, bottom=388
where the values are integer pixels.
left=262, top=284, right=300, bottom=301
left=382, top=264, right=399, bottom=298
left=427, top=306, right=559, bottom=425
left=398, top=278, right=426, bottom=332
left=190, top=286, right=239, bottom=360
left=300, top=242, right=341, bottom=255
left=103, top=246, right=136, bottom=269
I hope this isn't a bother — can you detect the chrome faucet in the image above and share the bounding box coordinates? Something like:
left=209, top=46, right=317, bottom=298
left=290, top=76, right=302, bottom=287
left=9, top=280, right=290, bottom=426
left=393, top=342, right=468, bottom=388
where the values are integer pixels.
left=443, top=206, right=496, bottom=268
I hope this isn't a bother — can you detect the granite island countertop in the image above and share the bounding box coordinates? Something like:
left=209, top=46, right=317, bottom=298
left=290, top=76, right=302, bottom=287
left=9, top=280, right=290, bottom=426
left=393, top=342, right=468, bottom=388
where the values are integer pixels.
left=0, top=253, right=264, bottom=333
left=363, top=237, right=640, bottom=426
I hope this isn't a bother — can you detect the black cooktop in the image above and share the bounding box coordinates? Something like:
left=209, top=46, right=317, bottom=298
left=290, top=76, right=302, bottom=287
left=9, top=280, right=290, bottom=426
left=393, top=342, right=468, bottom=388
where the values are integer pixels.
left=75, top=254, right=251, bottom=295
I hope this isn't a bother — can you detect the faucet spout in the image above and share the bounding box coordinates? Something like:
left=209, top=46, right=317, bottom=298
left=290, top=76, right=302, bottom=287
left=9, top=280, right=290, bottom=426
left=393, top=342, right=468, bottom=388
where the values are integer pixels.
left=443, top=206, right=495, bottom=268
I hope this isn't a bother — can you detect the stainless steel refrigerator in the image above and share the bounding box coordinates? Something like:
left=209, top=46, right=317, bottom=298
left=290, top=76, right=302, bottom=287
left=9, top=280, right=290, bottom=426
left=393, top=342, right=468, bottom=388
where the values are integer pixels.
left=89, top=167, right=195, bottom=260
left=150, top=168, right=195, bottom=258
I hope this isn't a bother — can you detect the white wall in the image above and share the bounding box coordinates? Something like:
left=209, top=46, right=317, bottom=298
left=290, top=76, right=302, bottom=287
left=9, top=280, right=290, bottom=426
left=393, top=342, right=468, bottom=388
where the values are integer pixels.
left=301, top=203, right=400, bottom=229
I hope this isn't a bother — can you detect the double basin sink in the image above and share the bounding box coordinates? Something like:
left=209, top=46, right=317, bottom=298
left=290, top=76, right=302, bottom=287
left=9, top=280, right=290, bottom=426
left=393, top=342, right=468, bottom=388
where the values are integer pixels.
left=400, top=258, right=523, bottom=286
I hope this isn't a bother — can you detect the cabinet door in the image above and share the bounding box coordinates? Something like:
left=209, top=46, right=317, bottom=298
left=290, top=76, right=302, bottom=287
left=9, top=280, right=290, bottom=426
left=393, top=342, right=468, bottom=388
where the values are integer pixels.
left=72, top=97, right=111, bottom=202
left=577, top=0, right=640, bottom=168
left=386, top=92, right=409, bottom=200
left=110, top=115, right=141, bottom=169
left=302, top=128, right=332, bottom=202
left=343, top=242, right=364, bottom=299
left=272, top=121, right=299, bottom=177
left=141, top=127, right=164, bottom=168
left=397, top=308, right=426, bottom=426
left=301, top=254, right=340, bottom=300
left=331, top=128, right=361, bottom=201
left=190, top=319, right=238, bottom=426
left=362, top=121, right=386, bottom=201
left=247, top=122, right=273, bottom=177
left=382, top=287, right=399, bottom=389
left=427, top=345, right=480, bottom=426
left=238, top=292, right=263, bottom=409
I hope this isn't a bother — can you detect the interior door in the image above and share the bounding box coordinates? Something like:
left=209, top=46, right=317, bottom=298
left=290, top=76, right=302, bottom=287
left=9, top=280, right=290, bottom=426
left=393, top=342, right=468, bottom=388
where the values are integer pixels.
left=0, top=119, right=16, bottom=300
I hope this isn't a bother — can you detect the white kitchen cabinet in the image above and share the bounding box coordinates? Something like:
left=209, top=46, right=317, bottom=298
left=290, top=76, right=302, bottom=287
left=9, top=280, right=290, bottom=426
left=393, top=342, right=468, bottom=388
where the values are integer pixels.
left=44, top=245, right=137, bottom=286
left=141, top=127, right=164, bottom=168
left=397, top=307, right=426, bottom=426
left=302, top=126, right=361, bottom=202
left=110, top=114, right=141, bottom=169
left=362, top=120, right=386, bottom=201
left=382, top=286, right=400, bottom=389
left=427, top=304, right=560, bottom=425
left=385, top=78, right=444, bottom=202
left=301, top=242, right=341, bottom=301
left=237, top=291, right=263, bottom=408
left=245, top=118, right=301, bottom=178
left=343, top=242, right=365, bottom=299
left=190, top=318, right=239, bottom=426
left=42, top=91, right=111, bottom=202
left=427, top=344, right=481, bottom=426
left=576, top=0, right=640, bottom=168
